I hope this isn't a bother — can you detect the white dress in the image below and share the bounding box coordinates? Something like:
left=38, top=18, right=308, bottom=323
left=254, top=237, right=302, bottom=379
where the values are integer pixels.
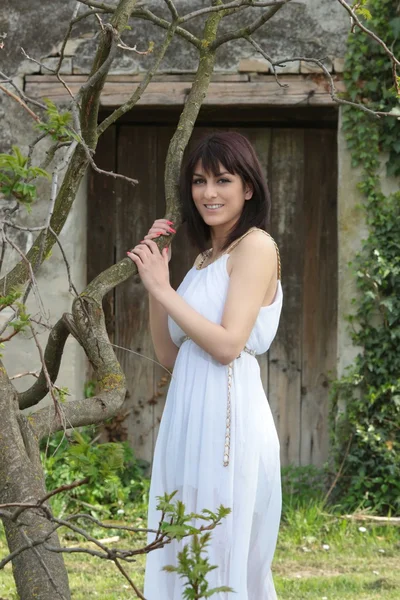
left=144, top=235, right=283, bottom=600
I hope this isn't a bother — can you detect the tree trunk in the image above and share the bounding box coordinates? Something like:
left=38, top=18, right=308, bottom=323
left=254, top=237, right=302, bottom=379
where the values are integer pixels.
left=0, top=383, right=71, bottom=600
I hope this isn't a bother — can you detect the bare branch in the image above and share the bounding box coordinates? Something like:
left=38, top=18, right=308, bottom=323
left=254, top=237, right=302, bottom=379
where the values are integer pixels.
left=19, top=317, right=70, bottom=410
left=0, top=524, right=62, bottom=570
left=29, top=286, right=127, bottom=438
left=245, top=35, right=286, bottom=87
left=164, top=0, right=179, bottom=21
left=3, top=478, right=90, bottom=520
left=77, top=0, right=117, bottom=11
left=180, top=0, right=293, bottom=23
left=29, top=323, right=64, bottom=423
left=114, top=558, right=146, bottom=599
left=0, top=70, right=47, bottom=110
left=3, top=232, right=46, bottom=316
left=10, top=370, right=40, bottom=381
left=98, top=21, right=178, bottom=135
left=271, top=56, right=400, bottom=119
left=87, top=147, right=139, bottom=185
left=212, top=0, right=293, bottom=49
left=245, top=35, right=400, bottom=119
left=133, top=7, right=201, bottom=48
left=0, top=83, right=42, bottom=122
left=49, top=227, right=79, bottom=296
left=21, top=47, right=76, bottom=102
left=76, top=24, right=118, bottom=101
left=55, top=7, right=109, bottom=76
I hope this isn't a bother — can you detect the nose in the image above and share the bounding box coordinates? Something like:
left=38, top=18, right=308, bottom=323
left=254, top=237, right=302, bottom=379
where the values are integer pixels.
left=204, top=183, right=217, bottom=200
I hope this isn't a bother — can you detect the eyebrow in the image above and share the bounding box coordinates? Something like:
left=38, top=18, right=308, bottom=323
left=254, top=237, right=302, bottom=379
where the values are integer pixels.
left=192, top=171, right=231, bottom=177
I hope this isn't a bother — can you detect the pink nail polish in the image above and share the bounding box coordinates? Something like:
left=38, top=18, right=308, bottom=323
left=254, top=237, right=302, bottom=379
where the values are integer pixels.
left=167, top=220, right=174, bottom=225
left=168, top=227, right=176, bottom=233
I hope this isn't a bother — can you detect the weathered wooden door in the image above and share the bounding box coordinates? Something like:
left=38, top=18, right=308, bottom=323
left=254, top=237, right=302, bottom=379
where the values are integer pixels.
left=88, top=120, right=337, bottom=467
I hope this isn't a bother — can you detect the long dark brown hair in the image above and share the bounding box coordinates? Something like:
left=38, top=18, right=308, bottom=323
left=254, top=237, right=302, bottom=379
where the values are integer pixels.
left=180, top=131, right=271, bottom=252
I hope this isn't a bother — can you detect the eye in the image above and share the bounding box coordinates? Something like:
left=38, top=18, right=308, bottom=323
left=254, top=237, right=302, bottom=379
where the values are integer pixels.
left=192, top=178, right=205, bottom=185
left=218, top=178, right=230, bottom=184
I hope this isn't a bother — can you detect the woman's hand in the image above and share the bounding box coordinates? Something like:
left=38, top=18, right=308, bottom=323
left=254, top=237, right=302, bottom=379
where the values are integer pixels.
left=126, top=218, right=175, bottom=294
left=142, top=218, right=175, bottom=262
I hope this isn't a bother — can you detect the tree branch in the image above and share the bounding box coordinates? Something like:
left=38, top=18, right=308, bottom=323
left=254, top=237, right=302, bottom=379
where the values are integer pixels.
left=164, top=0, right=179, bottom=21
left=19, top=318, right=70, bottom=410
left=29, top=292, right=126, bottom=439
left=0, top=84, right=42, bottom=122
left=211, top=0, right=293, bottom=49
left=98, top=20, right=178, bottom=135
left=0, top=1, right=141, bottom=298
left=133, top=7, right=201, bottom=48
left=180, top=0, right=292, bottom=23
left=55, top=7, right=109, bottom=76
left=0, top=70, right=48, bottom=111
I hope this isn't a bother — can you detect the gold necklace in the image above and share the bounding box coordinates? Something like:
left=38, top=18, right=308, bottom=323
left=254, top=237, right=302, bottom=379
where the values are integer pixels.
left=196, top=248, right=219, bottom=270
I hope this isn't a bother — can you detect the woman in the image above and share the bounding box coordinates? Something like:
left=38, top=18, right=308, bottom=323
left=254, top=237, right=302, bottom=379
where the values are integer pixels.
left=127, top=132, right=283, bottom=599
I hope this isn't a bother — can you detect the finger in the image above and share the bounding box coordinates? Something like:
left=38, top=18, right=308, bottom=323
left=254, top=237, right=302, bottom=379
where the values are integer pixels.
left=126, top=251, right=143, bottom=265
left=132, top=245, right=151, bottom=257
left=162, top=246, right=169, bottom=267
left=144, top=231, right=168, bottom=240
left=140, top=239, right=161, bottom=253
left=153, top=218, right=174, bottom=226
left=149, top=227, right=171, bottom=236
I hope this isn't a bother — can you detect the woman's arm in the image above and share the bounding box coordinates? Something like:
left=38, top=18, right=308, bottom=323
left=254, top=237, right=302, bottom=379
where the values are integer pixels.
left=149, top=293, right=178, bottom=370
left=129, top=230, right=278, bottom=365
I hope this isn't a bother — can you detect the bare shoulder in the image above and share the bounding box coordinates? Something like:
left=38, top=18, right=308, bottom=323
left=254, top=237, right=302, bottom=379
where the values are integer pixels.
left=231, top=229, right=277, bottom=262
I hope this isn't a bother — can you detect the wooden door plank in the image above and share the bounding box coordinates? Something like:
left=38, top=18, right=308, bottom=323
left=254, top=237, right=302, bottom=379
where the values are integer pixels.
left=268, top=129, right=305, bottom=466
left=114, top=126, right=159, bottom=464
left=300, top=129, right=338, bottom=465
left=87, top=125, right=116, bottom=339
left=243, top=127, right=273, bottom=402
left=151, top=125, right=181, bottom=462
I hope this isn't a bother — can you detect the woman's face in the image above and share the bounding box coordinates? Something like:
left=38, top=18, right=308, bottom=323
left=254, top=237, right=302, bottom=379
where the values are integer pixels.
left=191, top=161, right=253, bottom=229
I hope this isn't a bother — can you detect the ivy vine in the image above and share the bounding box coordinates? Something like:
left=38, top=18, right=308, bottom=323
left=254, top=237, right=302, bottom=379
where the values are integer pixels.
left=330, top=0, right=400, bottom=513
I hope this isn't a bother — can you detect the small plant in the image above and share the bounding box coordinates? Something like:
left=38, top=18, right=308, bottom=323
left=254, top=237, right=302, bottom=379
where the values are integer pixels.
left=159, top=492, right=234, bottom=599
left=163, top=533, right=234, bottom=599
left=35, top=98, right=78, bottom=143
left=41, top=426, right=150, bottom=519
left=0, top=145, right=50, bottom=206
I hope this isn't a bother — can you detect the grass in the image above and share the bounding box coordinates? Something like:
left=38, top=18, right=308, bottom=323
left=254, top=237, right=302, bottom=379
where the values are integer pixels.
left=1, top=502, right=399, bottom=599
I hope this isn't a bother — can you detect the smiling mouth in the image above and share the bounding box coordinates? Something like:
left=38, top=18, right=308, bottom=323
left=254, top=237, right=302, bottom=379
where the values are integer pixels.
left=204, top=204, right=224, bottom=210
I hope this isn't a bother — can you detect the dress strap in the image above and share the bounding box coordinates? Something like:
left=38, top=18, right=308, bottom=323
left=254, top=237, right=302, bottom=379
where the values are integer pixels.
left=224, top=227, right=281, bottom=280
left=194, top=253, right=204, bottom=269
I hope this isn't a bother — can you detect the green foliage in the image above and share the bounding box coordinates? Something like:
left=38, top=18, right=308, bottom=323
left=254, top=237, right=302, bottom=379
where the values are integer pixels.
left=160, top=491, right=233, bottom=598
left=0, top=145, right=50, bottom=206
left=342, top=0, right=400, bottom=177
left=281, top=465, right=327, bottom=512
left=7, top=301, right=30, bottom=334
left=35, top=98, right=78, bottom=143
left=331, top=0, right=400, bottom=514
left=0, top=290, right=21, bottom=308
left=354, top=0, right=372, bottom=21
left=41, top=426, right=150, bottom=519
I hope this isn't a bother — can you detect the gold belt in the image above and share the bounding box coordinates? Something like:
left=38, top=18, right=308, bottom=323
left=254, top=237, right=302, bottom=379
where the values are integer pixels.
left=181, top=336, right=256, bottom=467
